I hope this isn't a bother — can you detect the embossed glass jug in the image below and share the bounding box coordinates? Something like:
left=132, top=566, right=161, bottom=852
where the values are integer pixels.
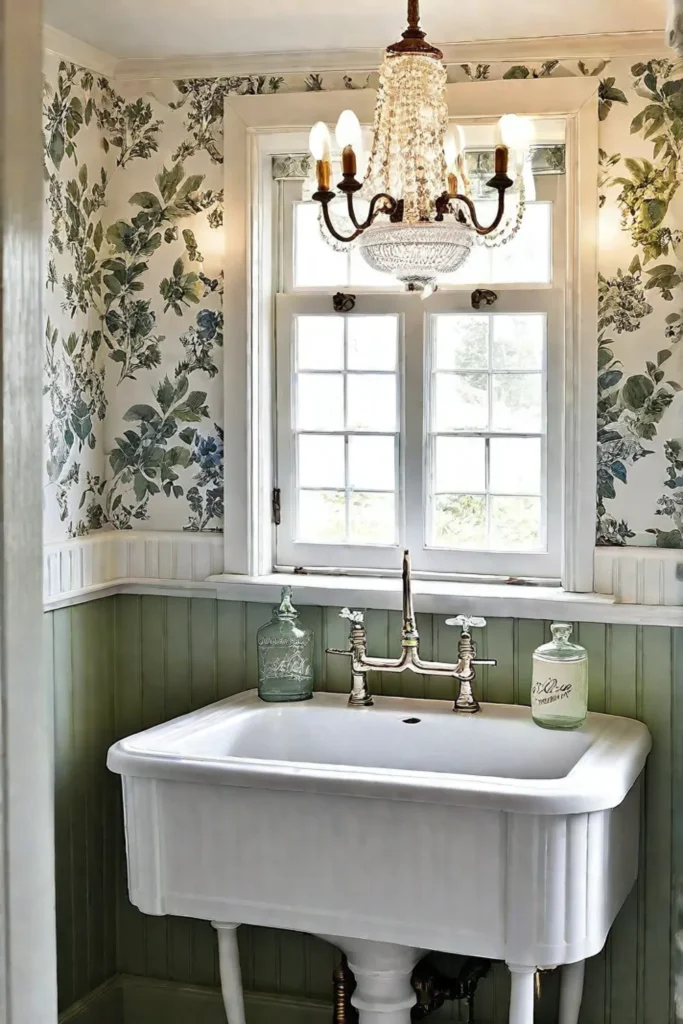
left=531, top=623, right=588, bottom=730
left=257, top=587, right=314, bottom=702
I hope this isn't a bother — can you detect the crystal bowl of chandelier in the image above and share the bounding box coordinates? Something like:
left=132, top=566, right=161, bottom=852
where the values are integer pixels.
left=309, top=110, right=533, bottom=297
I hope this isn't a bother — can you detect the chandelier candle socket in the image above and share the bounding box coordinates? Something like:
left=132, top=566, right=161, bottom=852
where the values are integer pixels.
left=309, top=0, right=527, bottom=293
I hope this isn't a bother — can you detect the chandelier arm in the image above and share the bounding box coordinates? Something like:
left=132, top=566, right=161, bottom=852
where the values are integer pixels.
left=346, top=193, right=362, bottom=230
left=452, top=188, right=508, bottom=237
left=319, top=199, right=365, bottom=243
left=317, top=192, right=400, bottom=244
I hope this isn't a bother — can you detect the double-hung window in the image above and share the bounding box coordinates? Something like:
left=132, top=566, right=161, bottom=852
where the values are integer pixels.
left=274, top=127, right=567, bottom=580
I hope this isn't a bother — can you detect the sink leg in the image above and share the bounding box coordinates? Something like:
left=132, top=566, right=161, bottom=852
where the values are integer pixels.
left=212, top=922, right=246, bottom=1024
left=506, top=964, right=536, bottom=1024
left=318, top=936, right=423, bottom=1024
left=559, top=960, right=585, bottom=1024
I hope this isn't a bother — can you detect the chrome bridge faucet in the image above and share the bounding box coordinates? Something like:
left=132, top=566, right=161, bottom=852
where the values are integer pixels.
left=326, top=550, right=496, bottom=712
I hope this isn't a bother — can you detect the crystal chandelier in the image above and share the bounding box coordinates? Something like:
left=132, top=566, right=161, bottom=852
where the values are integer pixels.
left=308, top=0, right=531, bottom=295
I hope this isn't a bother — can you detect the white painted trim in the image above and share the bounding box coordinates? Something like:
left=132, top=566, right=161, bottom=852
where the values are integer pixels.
left=562, top=80, right=600, bottom=592
left=113, top=31, right=668, bottom=81
left=595, top=546, right=683, bottom=607
left=1, top=0, right=58, bottom=1020
left=204, top=571, right=682, bottom=626
left=42, top=532, right=682, bottom=625
left=223, top=78, right=599, bottom=590
left=43, top=25, right=118, bottom=77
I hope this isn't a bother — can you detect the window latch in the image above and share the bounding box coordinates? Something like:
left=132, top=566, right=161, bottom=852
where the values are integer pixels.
left=272, top=487, right=282, bottom=526
left=333, top=292, right=356, bottom=313
left=471, top=288, right=498, bottom=310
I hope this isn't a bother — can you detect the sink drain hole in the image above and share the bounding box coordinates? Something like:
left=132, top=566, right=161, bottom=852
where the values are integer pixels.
left=402, top=717, right=421, bottom=725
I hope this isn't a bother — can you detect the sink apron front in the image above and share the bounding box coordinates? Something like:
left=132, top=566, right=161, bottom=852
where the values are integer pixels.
left=108, top=691, right=651, bottom=1024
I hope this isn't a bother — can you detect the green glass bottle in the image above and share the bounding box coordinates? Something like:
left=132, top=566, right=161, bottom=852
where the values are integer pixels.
left=257, top=587, right=314, bottom=702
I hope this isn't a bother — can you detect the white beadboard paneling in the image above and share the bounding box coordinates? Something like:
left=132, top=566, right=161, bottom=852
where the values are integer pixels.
left=594, top=547, right=683, bottom=606
left=44, top=532, right=224, bottom=603
left=44, top=534, right=683, bottom=625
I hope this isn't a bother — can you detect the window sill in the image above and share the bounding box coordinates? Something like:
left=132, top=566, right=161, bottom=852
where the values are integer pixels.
left=206, top=572, right=681, bottom=626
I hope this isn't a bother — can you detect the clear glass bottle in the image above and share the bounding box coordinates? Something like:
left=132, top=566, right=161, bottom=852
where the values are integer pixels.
left=257, top=587, right=314, bottom=702
left=531, top=623, right=588, bottom=730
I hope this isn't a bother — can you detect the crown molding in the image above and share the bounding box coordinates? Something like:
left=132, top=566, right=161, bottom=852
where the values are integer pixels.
left=113, top=31, right=667, bottom=82
left=43, top=25, right=118, bottom=77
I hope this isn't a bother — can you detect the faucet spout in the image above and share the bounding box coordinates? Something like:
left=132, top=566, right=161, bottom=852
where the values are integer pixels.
left=401, top=549, right=419, bottom=648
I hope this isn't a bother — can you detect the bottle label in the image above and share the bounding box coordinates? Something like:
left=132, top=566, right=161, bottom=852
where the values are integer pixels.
left=531, top=656, right=586, bottom=718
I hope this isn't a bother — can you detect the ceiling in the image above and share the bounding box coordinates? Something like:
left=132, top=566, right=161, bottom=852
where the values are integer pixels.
left=45, top=0, right=667, bottom=60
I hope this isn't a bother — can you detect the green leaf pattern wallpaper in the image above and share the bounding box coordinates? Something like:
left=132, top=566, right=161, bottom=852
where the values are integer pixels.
left=42, top=53, right=683, bottom=546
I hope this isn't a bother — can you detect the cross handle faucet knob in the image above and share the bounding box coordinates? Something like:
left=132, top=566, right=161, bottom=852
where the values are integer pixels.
left=445, top=614, right=487, bottom=633
left=340, top=608, right=365, bottom=625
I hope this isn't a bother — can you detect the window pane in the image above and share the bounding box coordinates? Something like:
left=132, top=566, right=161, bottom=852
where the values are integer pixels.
left=294, top=203, right=348, bottom=287
left=298, top=490, right=345, bottom=543
left=439, top=239, right=490, bottom=285
left=349, top=435, right=395, bottom=490
left=433, top=494, right=487, bottom=549
left=347, top=316, right=398, bottom=370
left=434, top=315, right=489, bottom=370
left=490, top=496, right=542, bottom=550
left=491, top=315, right=544, bottom=371
left=349, top=247, right=395, bottom=287
left=491, top=374, right=542, bottom=432
left=298, top=435, right=345, bottom=488
left=434, top=373, right=488, bottom=431
left=347, top=374, right=397, bottom=431
left=296, top=316, right=344, bottom=370
left=435, top=436, right=485, bottom=492
left=297, top=373, right=344, bottom=430
left=491, top=203, right=552, bottom=284
left=490, top=437, right=541, bottom=495
left=349, top=492, right=395, bottom=544
left=439, top=201, right=552, bottom=286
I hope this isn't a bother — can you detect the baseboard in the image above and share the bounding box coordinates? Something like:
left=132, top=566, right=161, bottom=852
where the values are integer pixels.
left=122, top=974, right=332, bottom=1024
left=59, top=977, right=123, bottom=1024
left=59, top=973, right=334, bottom=1024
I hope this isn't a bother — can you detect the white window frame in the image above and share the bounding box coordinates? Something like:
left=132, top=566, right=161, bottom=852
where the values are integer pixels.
left=223, top=76, right=599, bottom=591
left=276, top=293, right=563, bottom=578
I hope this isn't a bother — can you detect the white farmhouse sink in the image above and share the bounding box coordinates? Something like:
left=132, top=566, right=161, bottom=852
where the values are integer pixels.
left=108, top=691, right=650, bottom=1024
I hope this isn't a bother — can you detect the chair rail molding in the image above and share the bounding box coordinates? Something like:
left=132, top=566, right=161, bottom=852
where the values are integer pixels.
left=44, top=532, right=683, bottom=626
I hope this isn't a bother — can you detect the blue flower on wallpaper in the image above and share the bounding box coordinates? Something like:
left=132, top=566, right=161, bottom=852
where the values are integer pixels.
left=185, top=425, right=224, bottom=532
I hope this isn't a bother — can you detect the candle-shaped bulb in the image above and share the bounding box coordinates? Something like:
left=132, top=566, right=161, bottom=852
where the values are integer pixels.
left=497, top=113, right=534, bottom=152
left=335, top=110, right=362, bottom=154
left=309, top=121, right=332, bottom=162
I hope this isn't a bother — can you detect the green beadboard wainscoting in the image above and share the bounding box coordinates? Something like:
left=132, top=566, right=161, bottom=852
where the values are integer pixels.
left=47, top=594, right=683, bottom=1024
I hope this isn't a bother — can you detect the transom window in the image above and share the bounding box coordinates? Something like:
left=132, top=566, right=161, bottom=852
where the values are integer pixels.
left=275, top=155, right=565, bottom=579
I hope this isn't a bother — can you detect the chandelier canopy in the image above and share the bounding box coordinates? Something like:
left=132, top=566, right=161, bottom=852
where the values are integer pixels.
left=309, top=0, right=531, bottom=295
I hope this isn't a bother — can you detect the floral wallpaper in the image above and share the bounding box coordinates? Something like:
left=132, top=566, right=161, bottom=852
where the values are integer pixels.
left=43, top=52, right=683, bottom=547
